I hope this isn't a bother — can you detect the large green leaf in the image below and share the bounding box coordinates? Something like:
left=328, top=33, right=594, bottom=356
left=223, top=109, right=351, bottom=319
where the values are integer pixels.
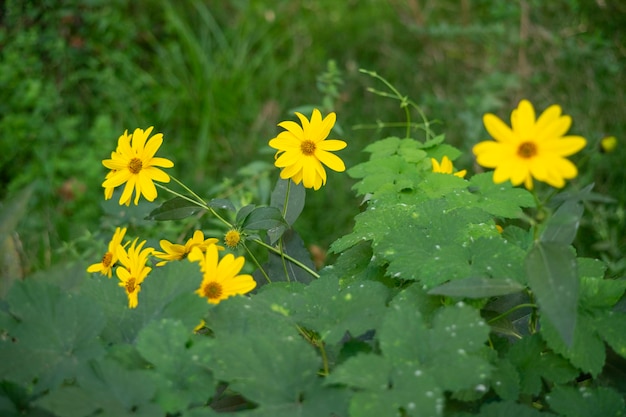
left=547, top=385, right=625, bottom=417
left=468, top=173, right=536, bottom=218
left=135, top=319, right=216, bottom=414
left=526, top=242, right=579, bottom=346
left=270, top=178, right=305, bottom=227
left=428, top=277, right=525, bottom=299
left=0, top=280, right=105, bottom=392
left=540, top=198, right=584, bottom=245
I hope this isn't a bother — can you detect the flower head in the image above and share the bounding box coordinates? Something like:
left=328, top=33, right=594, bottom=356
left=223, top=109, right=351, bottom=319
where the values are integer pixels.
left=473, top=100, right=586, bottom=190
left=224, top=229, right=241, bottom=249
left=115, top=238, right=153, bottom=308
left=87, top=227, right=127, bottom=278
left=188, top=245, right=256, bottom=304
left=268, top=109, right=347, bottom=190
left=102, top=127, right=174, bottom=205
left=153, top=230, right=221, bottom=267
left=431, top=156, right=466, bottom=178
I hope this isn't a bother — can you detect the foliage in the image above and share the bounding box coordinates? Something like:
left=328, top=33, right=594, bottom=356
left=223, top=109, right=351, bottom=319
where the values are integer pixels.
left=1, top=1, right=626, bottom=416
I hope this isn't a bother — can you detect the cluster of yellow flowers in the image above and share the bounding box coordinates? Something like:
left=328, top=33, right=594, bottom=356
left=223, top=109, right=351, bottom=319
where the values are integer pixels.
left=88, top=101, right=587, bottom=308
left=88, top=109, right=347, bottom=308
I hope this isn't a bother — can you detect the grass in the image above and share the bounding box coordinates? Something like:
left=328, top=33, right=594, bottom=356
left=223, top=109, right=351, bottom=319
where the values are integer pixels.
left=1, top=0, right=624, bottom=275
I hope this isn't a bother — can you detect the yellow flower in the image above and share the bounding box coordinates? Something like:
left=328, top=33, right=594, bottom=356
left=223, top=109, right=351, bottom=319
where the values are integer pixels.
left=115, top=238, right=153, bottom=308
left=102, top=127, right=174, bottom=205
left=188, top=245, right=256, bottom=304
left=269, top=109, right=347, bottom=190
left=224, top=229, right=241, bottom=249
left=431, top=156, right=467, bottom=178
left=473, top=100, right=586, bottom=190
left=153, top=230, right=221, bottom=267
left=87, top=227, right=127, bottom=278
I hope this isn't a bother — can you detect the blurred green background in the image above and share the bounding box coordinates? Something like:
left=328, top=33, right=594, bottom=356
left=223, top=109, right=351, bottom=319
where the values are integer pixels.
left=1, top=0, right=625, bottom=278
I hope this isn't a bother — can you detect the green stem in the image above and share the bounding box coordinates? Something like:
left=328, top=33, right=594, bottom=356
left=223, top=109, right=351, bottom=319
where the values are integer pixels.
left=279, top=180, right=292, bottom=281
left=242, top=242, right=271, bottom=284
left=251, top=238, right=320, bottom=279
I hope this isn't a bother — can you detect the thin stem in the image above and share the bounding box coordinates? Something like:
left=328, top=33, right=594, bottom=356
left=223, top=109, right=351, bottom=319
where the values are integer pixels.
left=487, top=303, right=538, bottom=325
left=279, top=180, right=292, bottom=281
left=242, top=242, right=271, bottom=284
left=251, top=237, right=320, bottom=279
left=156, top=181, right=232, bottom=228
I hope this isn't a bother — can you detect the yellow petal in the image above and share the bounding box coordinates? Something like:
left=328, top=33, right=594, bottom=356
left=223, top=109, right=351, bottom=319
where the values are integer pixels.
left=483, top=114, right=516, bottom=144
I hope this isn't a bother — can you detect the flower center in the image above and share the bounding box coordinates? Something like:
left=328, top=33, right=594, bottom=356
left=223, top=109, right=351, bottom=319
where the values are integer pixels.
left=300, top=140, right=316, bottom=156
left=102, top=252, right=113, bottom=267
left=203, top=281, right=223, bottom=300
left=224, top=230, right=241, bottom=248
left=517, top=142, right=537, bottom=159
left=125, top=278, right=137, bottom=294
left=128, top=157, right=143, bottom=174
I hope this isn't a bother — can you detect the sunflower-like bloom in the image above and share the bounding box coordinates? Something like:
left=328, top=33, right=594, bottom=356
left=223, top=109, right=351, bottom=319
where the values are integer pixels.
left=115, top=238, right=153, bottom=308
left=269, top=109, right=347, bottom=190
left=188, top=245, right=256, bottom=304
left=87, top=227, right=127, bottom=278
left=473, top=100, right=586, bottom=190
left=224, top=229, right=241, bottom=249
left=102, top=127, right=174, bottom=205
left=431, top=156, right=467, bottom=178
left=153, top=230, right=221, bottom=267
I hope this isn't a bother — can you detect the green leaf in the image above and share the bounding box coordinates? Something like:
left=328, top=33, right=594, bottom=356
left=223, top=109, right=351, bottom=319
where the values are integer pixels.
left=270, top=178, right=305, bottom=226
left=489, top=359, right=520, bottom=401
left=145, top=197, right=204, bottom=220
left=241, top=206, right=286, bottom=231
left=540, top=312, right=606, bottom=377
left=325, top=353, right=391, bottom=391
left=82, top=260, right=207, bottom=344
left=235, top=204, right=256, bottom=224
left=0, top=280, right=105, bottom=392
left=579, top=276, right=626, bottom=309
left=135, top=319, right=216, bottom=413
left=428, top=277, right=525, bottom=298
left=254, top=229, right=316, bottom=284
left=526, top=242, right=579, bottom=346
left=540, top=198, right=584, bottom=245
left=208, top=198, right=235, bottom=211
left=593, top=310, right=626, bottom=359
left=476, top=401, right=545, bottom=417
left=36, top=359, right=160, bottom=417
left=468, top=173, right=536, bottom=218
left=506, top=335, right=578, bottom=396
left=547, top=385, right=626, bottom=417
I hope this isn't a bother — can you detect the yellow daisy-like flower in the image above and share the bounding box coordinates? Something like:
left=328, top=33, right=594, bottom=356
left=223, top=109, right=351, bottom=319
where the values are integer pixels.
left=188, top=245, right=256, bottom=304
left=102, top=127, right=174, bottom=205
left=431, top=156, right=467, bottom=178
left=268, top=109, right=347, bottom=190
left=115, top=238, right=153, bottom=309
left=87, top=227, right=127, bottom=278
left=153, top=230, right=221, bottom=267
left=224, top=229, right=241, bottom=249
left=473, top=100, right=586, bottom=190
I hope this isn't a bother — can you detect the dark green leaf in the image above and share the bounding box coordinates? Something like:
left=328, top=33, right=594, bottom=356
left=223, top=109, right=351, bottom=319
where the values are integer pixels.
left=208, top=198, right=235, bottom=211
left=477, top=401, right=545, bottom=417
left=270, top=178, right=305, bottom=226
left=429, top=277, right=525, bottom=298
left=235, top=204, right=256, bottom=224
left=0, top=280, right=105, bottom=393
left=593, top=310, right=626, bottom=359
left=526, top=242, right=579, bottom=346
left=325, top=354, right=391, bottom=391
left=469, top=173, right=536, bottom=218
left=547, top=385, right=626, bottom=417
left=146, top=197, right=203, bottom=220
left=540, top=199, right=584, bottom=245
left=254, top=229, right=316, bottom=284
left=241, top=206, right=286, bottom=231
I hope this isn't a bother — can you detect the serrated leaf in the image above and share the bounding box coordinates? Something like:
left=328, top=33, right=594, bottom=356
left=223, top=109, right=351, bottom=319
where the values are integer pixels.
left=135, top=319, right=215, bottom=413
left=540, top=312, right=606, bottom=377
left=593, top=310, right=626, bottom=359
left=241, top=206, right=286, bottom=231
left=428, top=277, right=525, bottom=298
left=526, top=242, right=579, bottom=346
left=547, top=385, right=626, bottom=417
left=579, top=276, right=626, bottom=309
left=270, top=178, right=305, bottom=226
left=506, top=335, right=578, bottom=396
left=469, top=173, right=536, bottom=218
left=0, top=280, right=105, bottom=392
left=489, top=359, right=520, bottom=401
left=540, top=199, right=584, bottom=245
left=146, top=197, right=204, bottom=220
